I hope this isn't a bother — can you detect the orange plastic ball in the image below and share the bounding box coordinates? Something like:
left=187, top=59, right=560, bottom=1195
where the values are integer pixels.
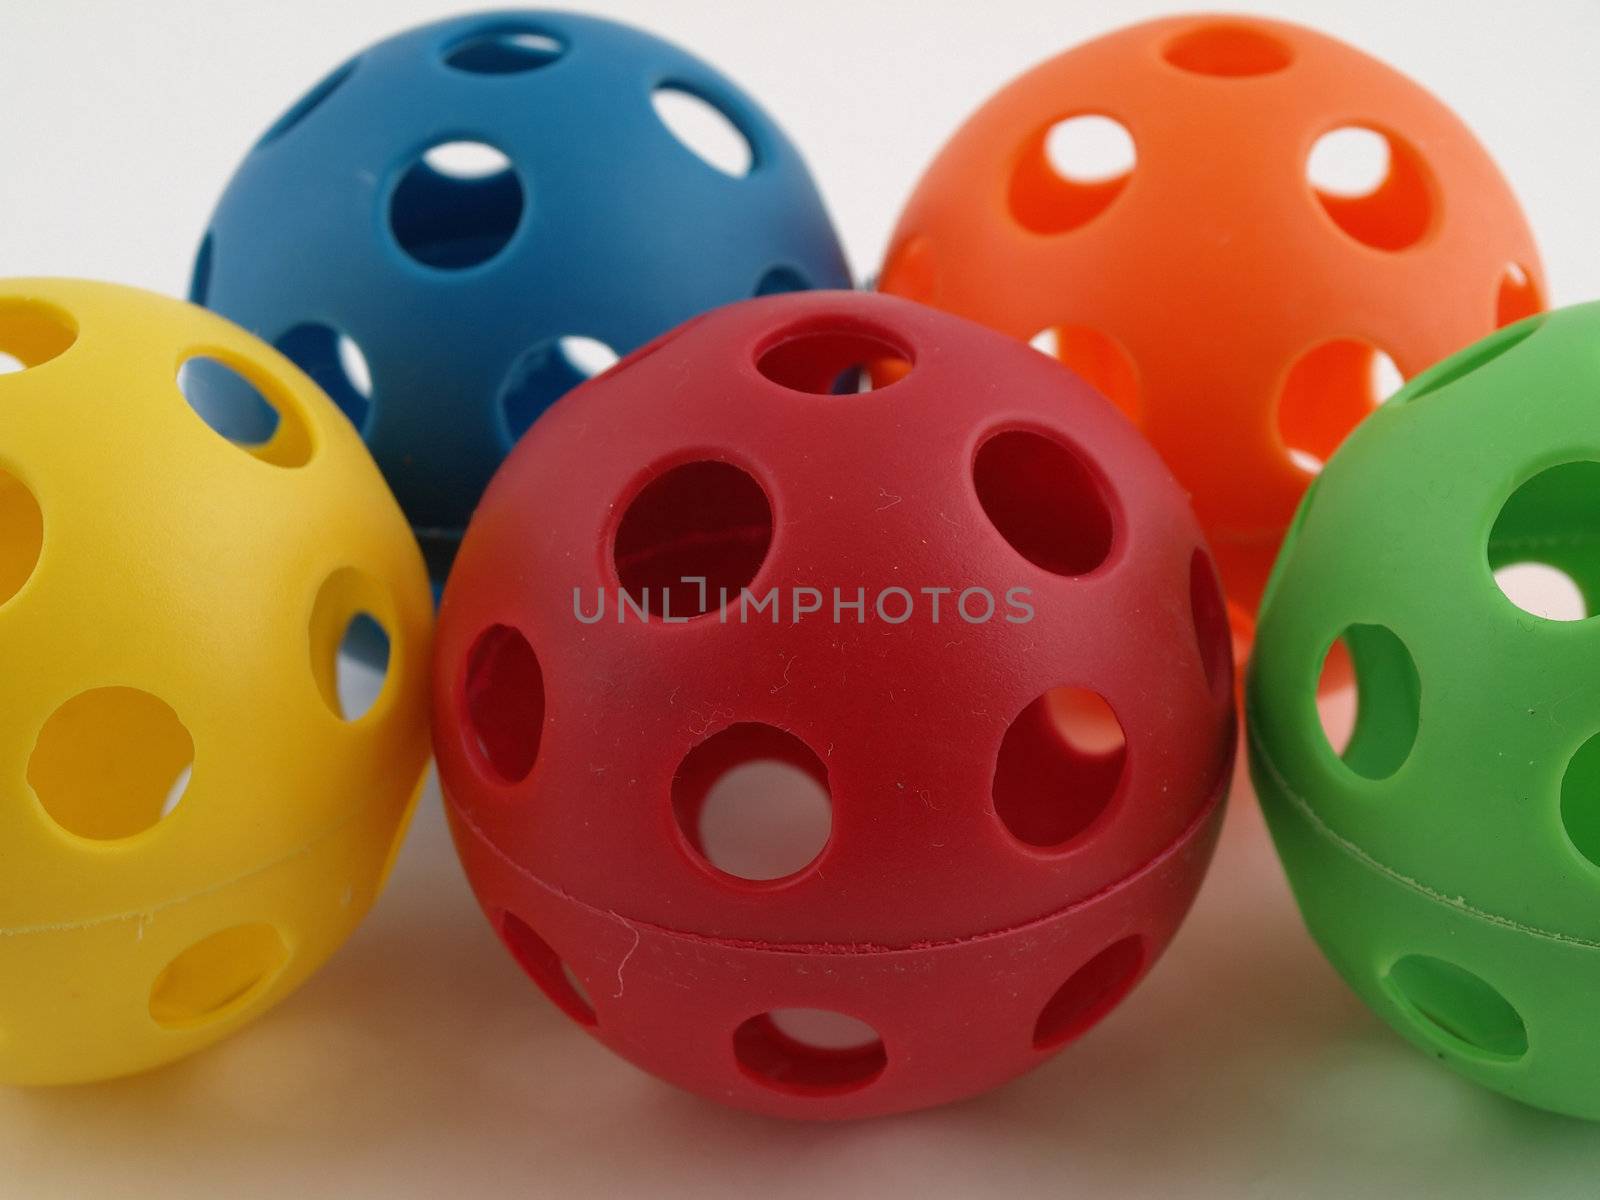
left=879, top=14, right=1543, bottom=632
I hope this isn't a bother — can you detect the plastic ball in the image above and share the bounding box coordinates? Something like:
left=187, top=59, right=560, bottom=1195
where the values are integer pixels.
left=432, top=291, right=1235, bottom=1119
left=193, top=9, right=851, bottom=585
left=878, top=13, right=1542, bottom=635
left=1248, top=305, right=1600, bottom=1118
left=0, top=280, right=432, bottom=1084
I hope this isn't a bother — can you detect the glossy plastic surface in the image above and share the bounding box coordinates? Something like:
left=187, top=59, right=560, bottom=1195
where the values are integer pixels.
left=0, top=280, right=433, bottom=1084
left=195, top=9, right=850, bottom=584
left=1249, top=305, right=1600, bottom=1118
left=433, top=291, right=1235, bottom=1118
left=879, top=13, right=1542, bottom=639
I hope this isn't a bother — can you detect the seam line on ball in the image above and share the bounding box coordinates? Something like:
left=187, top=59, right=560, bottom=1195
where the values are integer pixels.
left=1245, top=709, right=1600, bottom=949
left=443, top=774, right=1228, bottom=955
left=0, top=767, right=429, bottom=938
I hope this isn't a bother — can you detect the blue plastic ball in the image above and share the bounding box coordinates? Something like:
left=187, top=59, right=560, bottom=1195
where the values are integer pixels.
left=193, top=9, right=851, bottom=582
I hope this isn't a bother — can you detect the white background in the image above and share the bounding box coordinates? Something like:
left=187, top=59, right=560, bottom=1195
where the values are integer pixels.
left=5, top=1, right=1600, bottom=1197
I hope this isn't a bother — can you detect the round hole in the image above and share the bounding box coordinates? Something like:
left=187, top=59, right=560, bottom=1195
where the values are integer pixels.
left=0, top=466, right=43, bottom=609
left=756, top=326, right=912, bottom=395
left=1010, top=115, right=1135, bottom=235
left=0, top=298, right=77, bottom=372
left=1489, top=460, right=1600, bottom=623
left=28, top=688, right=194, bottom=840
left=1317, top=624, right=1419, bottom=781
left=1190, top=550, right=1231, bottom=699
left=1561, top=729, right=1600, bottom=871
left=389, top=141, right=525, bottom=270
left=1497, top=262, right=1543, bottom=328
left=310, top=569, right=393, bottom=722
left=734, top=1010, right=886, bottom=1095
left=673, top=723, right=831, bottom=882
left=994, top=687, right=1126, bottom=849
left=464, top=624, right=545, bottom=784
left=1030, top=326, right=1141, bottom=425
left=754, top=265, right=810, bottom=296
left=973, top=430, right=1115, bottom=577
left=498, top=335, right=620, bottom=445
left=1033, top=937, right=1144, bottom=1049
left=499, top=912, right=596, bottom=1025
left=178, top=355, right=313, bottom=468
left=1308, top=126, right=1434, bottom=252
left=443, top=25, right=565, bottom=74
left=275, top=323, right=374, bottom=434
left=1385, top=955, right=1527, bottom=1060
left=1163, top=22, right=1293, bottom=76
left=189, top=233, right=214, bottom=305
left=150, top=924, right=289, bottom=1029
left=652, top=85, right=753, bottom=178
left=257, top=58, right=357, bottom=149
left=1398, top=319, right=1543, bottom=405
left=613, top=461, right=772, bottom=619
left=1278, top=339, right=1402, bottom=474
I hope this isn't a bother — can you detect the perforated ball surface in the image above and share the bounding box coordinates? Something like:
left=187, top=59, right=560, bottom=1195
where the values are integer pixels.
left=1249, top=305, right=1600, bottom=1119
left=194, top=9, right=851, bottom=583
left=433, top=291, right=1236, bottom=1119
left=879, top=13, right=1542, bottom=637
left=0, top=279, right=432, bottom=1085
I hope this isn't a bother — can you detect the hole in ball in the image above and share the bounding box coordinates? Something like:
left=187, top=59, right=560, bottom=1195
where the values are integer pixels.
left=463, top=624, right=546, bottom=785
left=389, top=140, right=525, bottom=270
left=1010, top=115, right=1136, bottom=235
left=1315, top=625, right=1419, bottom=781
left=994, top=687, right=1126, bottom=849
left=1034, top=936, right=1144, bottom=1049
left=651, top=85, right=754, bottom=178
left=499, top=912, right=596, bottom=1026
left=1162, top=22, right=1293, bottom=76
left=0, top=465, right=43, bottom=610
left=734, top=1010, right=886, bottom=1095
left=613, top=460, right=772, bottom=619
left=672, top=723, right=832, bottom=882
left=28, top=687, right=195, bottom=840
left=1308, top=126, right=1434, bottom=252
left=1385, top=955, right=1527, bottom=1061
left=150, top=924, right=289, bottom=1028
left=973, top=429, right=1115, bottom=577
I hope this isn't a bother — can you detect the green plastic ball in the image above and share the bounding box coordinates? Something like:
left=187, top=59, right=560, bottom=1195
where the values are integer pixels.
left=1248, top=304, right=1600, bottom=1120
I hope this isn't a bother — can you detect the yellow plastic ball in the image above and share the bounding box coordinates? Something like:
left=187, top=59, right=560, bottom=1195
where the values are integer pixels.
left=0, top=279, right=432, bottom=1084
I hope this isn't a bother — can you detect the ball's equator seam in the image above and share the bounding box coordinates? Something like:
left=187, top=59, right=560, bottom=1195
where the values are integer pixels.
left=0, top=774, right=425, bottom=939
left=1246, top=709, right=1600, bottom=949
left=442, top=765, right=1228, bottom=956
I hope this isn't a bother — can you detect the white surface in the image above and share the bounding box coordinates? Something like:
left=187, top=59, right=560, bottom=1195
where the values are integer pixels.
left=5, top=2, right=1600, bottom=1196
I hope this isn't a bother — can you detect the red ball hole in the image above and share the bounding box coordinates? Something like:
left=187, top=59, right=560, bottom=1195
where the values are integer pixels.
left=733, top=1009, right=886, bottom=1096
left=498, top=912, right=596, bottom=1026
left=1034, top=936, right=1144, bottom=1049
left=974, top=429, right=1114, bottom=576
left=756, top=327, right=912, bottom=394
left=994, top=687, right=1126, bottom=849
left=672, top=723, right=832, bottom=882
left=614, top=460, right=772, bottom=619
left=463, top=624, right=545, bottom=784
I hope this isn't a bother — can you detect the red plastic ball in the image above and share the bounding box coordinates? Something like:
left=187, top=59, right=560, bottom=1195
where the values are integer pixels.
left=433, top=291, right=1235, bottom=1119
